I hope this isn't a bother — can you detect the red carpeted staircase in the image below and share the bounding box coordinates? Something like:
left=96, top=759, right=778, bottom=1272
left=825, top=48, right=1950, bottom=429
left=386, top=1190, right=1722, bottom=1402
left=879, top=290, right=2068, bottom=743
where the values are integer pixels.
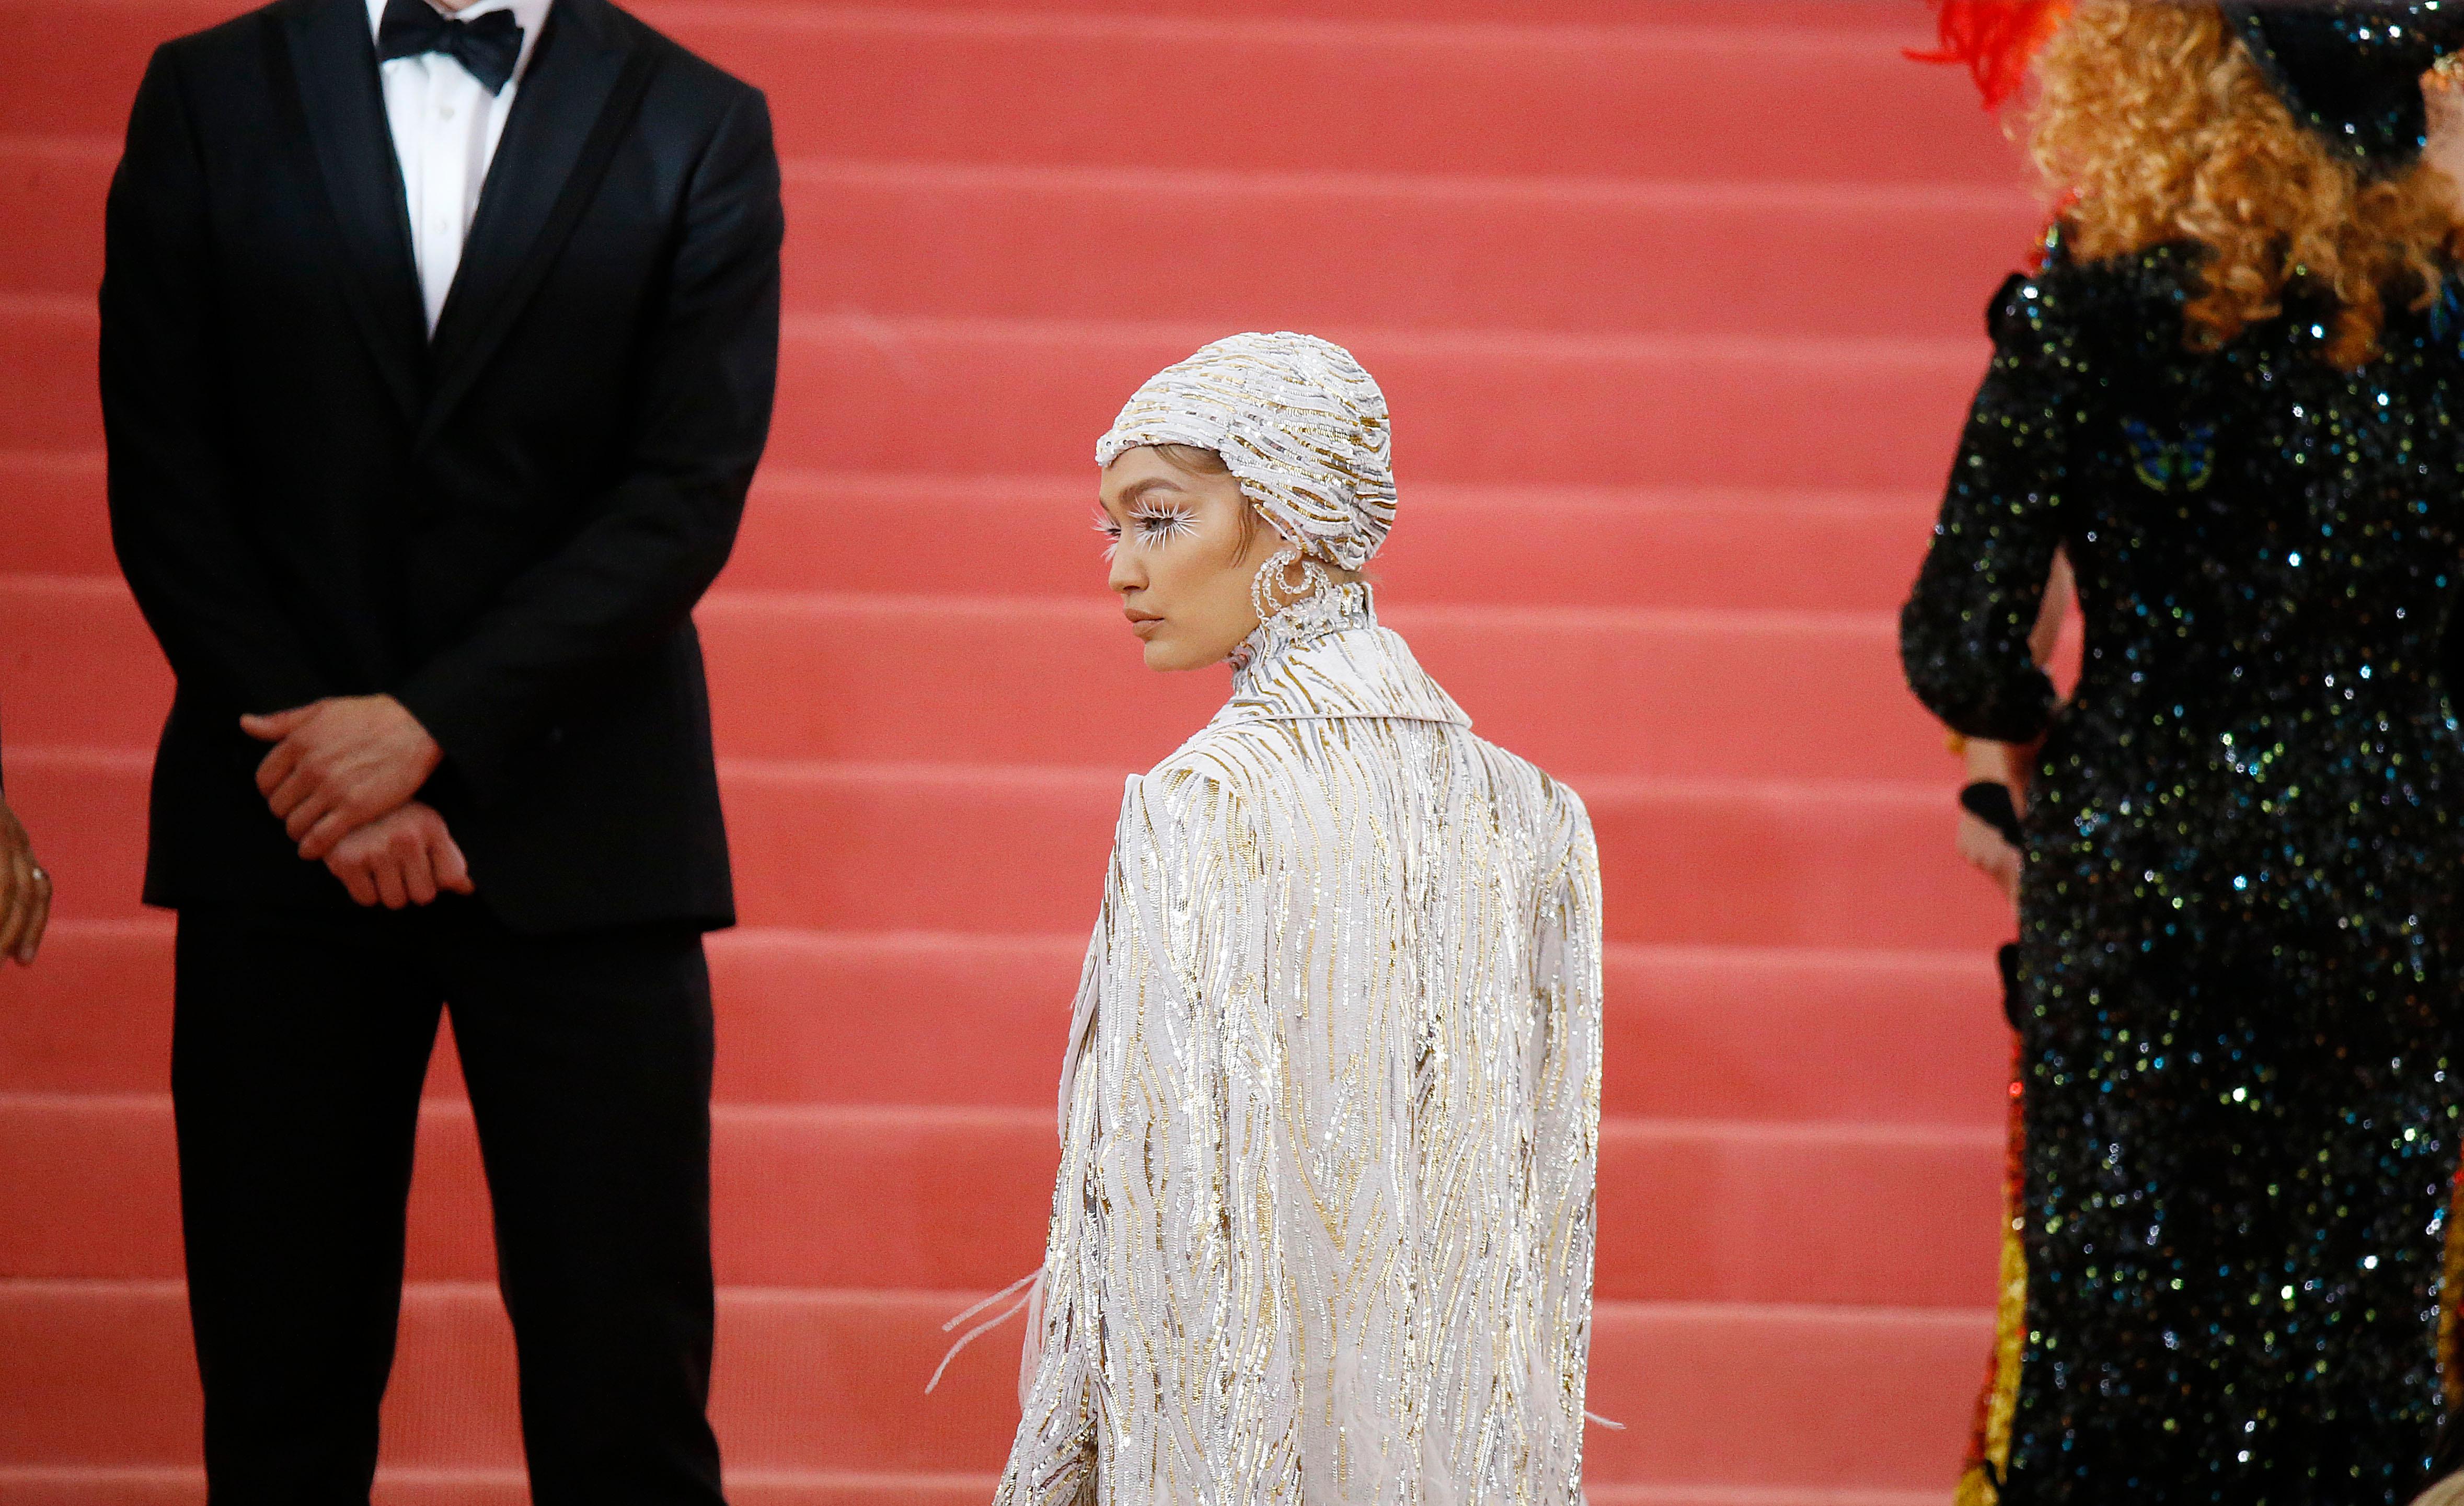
left=0, top=2, right=2045, bottom=1500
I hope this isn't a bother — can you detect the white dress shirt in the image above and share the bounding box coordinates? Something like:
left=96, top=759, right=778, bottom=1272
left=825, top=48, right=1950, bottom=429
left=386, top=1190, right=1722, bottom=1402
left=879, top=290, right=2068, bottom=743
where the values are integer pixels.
left=365, top=0, right=555, bottom=332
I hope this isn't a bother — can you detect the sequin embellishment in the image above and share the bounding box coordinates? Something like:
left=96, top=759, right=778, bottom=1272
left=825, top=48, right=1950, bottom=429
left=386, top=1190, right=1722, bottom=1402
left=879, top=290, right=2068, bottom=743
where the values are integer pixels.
left=1903, top=234, right=2464, bottom=1502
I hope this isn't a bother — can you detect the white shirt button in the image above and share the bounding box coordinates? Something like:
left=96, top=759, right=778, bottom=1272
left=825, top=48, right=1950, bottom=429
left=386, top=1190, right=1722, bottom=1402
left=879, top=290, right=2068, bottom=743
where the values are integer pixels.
left=439, top=105, right=456, bottom=120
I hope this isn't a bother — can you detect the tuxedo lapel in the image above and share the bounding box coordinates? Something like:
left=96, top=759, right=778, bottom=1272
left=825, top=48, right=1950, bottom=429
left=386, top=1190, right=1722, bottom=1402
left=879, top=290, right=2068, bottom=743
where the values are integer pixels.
left=422, top=0, right=646, bottom=444
left=277, top=0, right=427, bottom=424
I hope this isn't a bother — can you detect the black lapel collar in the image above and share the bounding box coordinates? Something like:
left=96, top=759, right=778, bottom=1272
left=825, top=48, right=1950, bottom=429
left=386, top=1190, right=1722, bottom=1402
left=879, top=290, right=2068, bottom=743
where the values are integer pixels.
left=421, top=0, right=645, bottom=443
left=275, top=0, right=427, bottom=424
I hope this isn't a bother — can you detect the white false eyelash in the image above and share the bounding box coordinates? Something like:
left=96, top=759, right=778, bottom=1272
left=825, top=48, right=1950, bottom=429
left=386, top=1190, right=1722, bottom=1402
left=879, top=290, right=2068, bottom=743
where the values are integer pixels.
left=1092, top=506, right=1124, bottom=560
left=1126, top=503, right=1198, bottom=549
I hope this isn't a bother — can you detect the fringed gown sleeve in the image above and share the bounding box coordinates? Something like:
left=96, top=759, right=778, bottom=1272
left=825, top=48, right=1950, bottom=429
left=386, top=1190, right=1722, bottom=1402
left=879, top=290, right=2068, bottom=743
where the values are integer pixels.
left=1901, top=269, right=2088, bottom=744
left=994, top=945, right=1103, bottom=1506
left=996, top=766, right=1281, bottom=1502
left=998, top=746, right=1459, bottom=1500
left=1527, top=790, right=1606, bottom=1495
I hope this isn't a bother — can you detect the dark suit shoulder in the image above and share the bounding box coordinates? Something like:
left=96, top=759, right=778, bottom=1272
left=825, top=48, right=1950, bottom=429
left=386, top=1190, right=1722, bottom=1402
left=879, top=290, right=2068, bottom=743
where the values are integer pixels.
left=593, top=0, right=765, bottom=113
left=152, top=0, right=288, bottom=68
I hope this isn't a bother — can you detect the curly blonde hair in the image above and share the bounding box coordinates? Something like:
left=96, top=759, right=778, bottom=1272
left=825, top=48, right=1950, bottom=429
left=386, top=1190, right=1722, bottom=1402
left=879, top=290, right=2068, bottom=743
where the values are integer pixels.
left=2030, top=0, right=2460, bottom=369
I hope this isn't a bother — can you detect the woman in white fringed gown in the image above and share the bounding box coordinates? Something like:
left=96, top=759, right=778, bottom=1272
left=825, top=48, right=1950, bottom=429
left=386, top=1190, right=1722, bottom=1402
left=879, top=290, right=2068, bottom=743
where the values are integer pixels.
left=993, top=333, right=1604, bottom=1505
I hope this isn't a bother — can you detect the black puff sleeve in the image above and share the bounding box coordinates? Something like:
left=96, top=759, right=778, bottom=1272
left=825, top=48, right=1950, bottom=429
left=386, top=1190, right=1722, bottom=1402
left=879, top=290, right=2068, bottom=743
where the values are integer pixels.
left=1898, top=264, right=2093, bottom=743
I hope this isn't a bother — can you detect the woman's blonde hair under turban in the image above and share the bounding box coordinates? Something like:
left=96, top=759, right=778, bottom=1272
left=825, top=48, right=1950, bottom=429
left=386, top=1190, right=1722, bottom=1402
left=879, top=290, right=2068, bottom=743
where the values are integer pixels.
left=1095, top=332, right=1397, bottom=572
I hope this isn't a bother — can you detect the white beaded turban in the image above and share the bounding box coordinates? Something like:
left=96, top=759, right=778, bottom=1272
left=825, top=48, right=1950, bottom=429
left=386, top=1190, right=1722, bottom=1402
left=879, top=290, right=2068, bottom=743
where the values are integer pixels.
left=1095, top=332, right=1397, bottom=572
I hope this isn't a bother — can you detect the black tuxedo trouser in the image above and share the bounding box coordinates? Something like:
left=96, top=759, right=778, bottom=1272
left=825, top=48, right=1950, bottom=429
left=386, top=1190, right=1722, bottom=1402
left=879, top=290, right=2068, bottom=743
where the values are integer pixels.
left=170, top=901, right=726, bottom=1505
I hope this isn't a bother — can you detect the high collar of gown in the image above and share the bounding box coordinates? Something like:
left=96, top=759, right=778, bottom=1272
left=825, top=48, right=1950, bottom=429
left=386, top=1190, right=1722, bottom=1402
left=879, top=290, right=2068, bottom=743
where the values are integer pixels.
left=1209, top=581, right=1472, bottom=731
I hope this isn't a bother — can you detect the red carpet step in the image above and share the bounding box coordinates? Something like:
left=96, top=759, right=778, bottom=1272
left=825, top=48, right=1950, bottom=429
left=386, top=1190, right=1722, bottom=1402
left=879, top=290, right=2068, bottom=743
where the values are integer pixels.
left=0, top=141, right=2039, bottom=342
left=0, top=1092, right=2004, bottom=1305
left=4, top=750, right=2017, bottom=946
left=0, top=1279, right=1992, bottom=1487
left=0, top=923, right=2012, bottom=1126
left=632, top=0, right=1941, bottom=29
left=2, top=456, right=1939, bottom=613
left=5, top=0, right=2016, bottom=185
left=3, top=576, right=1945, bottom=781
left=2, top=296, right=1981, bottom=489
left=0, top=1469, right=1947, bottom=1506
left=0, top=1467, right=1004, bottom=1506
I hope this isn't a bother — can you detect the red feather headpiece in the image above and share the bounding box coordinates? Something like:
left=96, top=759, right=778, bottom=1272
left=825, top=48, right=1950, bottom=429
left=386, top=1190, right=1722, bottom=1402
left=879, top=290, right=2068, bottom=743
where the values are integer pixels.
left=1908, top=0, right=2071, bottom=111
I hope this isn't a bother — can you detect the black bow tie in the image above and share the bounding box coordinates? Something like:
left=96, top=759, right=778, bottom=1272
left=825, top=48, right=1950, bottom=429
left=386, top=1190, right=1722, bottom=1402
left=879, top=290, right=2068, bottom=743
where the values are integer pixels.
left=376, top=0, right=523, bottom=95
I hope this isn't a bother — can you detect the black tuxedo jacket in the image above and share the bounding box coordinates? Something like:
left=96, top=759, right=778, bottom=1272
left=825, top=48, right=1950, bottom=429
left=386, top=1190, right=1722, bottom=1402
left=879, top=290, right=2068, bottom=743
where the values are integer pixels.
left=101, top=0, right=781, bottom=932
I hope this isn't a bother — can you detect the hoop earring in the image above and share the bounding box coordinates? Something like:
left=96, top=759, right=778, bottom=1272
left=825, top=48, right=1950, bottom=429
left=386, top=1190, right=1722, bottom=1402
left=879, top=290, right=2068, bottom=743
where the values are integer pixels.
left=1251, top=545, right=1330, bottom=622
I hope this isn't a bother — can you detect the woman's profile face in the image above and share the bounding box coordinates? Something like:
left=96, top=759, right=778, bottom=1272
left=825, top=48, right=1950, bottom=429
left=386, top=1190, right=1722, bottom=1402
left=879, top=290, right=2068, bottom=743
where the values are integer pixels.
left=1098, top=445, right=1286, bottom=671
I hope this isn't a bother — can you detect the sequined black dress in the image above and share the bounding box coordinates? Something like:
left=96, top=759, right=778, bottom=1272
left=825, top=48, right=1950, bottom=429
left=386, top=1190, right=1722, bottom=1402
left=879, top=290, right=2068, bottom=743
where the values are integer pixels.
left=1903, top=239, right=2464, bottom=1504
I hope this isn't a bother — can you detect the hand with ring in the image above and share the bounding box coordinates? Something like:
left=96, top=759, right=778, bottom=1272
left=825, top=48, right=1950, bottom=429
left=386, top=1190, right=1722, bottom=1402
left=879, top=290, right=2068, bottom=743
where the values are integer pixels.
left=0, top=795, right=52, bottom=966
